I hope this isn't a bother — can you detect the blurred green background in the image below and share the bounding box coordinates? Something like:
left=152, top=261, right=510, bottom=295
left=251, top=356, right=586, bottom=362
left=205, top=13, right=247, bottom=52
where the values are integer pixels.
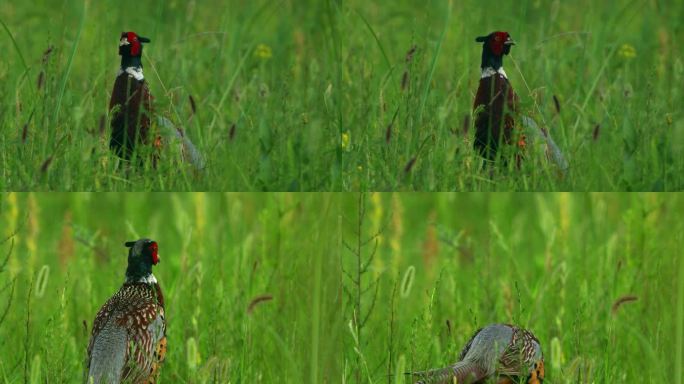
left=0, top=193, right=342, bottom=383
left=1, top=0, right=683, bottom=190
left=340, top=193, right=683, bottom=383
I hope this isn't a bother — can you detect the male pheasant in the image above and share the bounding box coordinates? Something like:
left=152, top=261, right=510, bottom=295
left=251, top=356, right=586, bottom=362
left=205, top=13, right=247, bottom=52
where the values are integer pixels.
left=409, top=323, right=545, bottom=384
left=85, top=239, right=167, bottom=384
left=109, top=31, right=204, bottom=169
left=110, top=32, right=159, bottom=165
left=473, top=31, right=525, bottom=164
left=473, top=31, right=569, bottom=173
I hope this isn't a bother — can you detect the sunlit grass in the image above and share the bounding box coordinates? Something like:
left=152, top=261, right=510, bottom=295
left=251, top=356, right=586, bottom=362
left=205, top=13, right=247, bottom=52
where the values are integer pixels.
left=0, top=193, right=679, bottom=382
left=0, top=193, right=341, bottom=382
left=341, top=193, right=681, bottom=383
left=1, top=0, right=682, bottom=191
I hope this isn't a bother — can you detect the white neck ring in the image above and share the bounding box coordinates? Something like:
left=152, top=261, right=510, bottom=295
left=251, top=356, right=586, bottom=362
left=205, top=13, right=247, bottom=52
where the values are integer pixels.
left=118, top=66, right=144, bottom=81
left=481, top=67, right=507, bottom=79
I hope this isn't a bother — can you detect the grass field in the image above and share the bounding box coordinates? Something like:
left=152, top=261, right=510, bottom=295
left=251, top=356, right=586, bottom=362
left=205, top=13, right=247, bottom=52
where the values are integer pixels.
left=1, top=1, right=682, bottom=191
left=340, top=193, right=683, bottom=383
left=0, top=193, right=682, bottom=383
left=0, top=193, right=342, bottom=383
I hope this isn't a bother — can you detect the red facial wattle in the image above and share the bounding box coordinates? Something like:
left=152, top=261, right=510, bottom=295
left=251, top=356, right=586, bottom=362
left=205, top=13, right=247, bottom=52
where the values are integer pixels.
left=149, top=242, right=160, bottom=264
left=127, top=32, right=142, bottom=56
left=490, top=32, right=509, bottom=55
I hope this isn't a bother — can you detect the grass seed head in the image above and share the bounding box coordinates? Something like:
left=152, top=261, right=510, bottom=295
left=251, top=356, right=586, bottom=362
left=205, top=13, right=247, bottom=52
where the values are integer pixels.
left=229, top=122, right=237, bottom=141
left=37, top=71, right=45, bottom=90
left=404, top=157, right=416, bottom=173
left=405, top=45, right=417, bottom=63
left=462, top=115, right=471, bottom=136
left=611, top=295, right=638, bottom=314
left=247, top=294, right=273, bottom=314
left=41, top=45, right=53, bottom=65
left=40, top=156, right=53, bottom=173
left=401, top=70, right=409, bottom=91
left=189, top=94, right=197, bottom=115
left=553, top=94, right=561, bottom=114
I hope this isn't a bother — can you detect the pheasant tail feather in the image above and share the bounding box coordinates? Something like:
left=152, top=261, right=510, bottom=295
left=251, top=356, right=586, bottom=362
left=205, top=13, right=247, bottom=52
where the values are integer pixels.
left=409, top=361, right=486, bottom=384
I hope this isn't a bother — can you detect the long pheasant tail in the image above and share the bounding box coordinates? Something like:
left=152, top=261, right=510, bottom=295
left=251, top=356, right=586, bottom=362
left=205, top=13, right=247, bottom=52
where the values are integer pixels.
left=157, top=116, right=206, bottom=170
left=521, top=115, right=569, bottom=175
left=407, top=361, right=486, bottom=384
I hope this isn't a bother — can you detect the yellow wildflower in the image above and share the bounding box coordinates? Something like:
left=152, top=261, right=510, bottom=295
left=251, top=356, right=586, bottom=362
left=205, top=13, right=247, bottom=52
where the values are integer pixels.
left=254, top=43, right=272, bottom=60
left=341, top=131, right=350, bottom=150
left=618, top=44, right=636, bottom=59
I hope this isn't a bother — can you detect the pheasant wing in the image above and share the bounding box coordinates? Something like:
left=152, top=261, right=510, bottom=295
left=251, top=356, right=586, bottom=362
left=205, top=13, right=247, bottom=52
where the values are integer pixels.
left=86, top=292, right=131, bottom=383
left=117, top=284, right=166, bottom=383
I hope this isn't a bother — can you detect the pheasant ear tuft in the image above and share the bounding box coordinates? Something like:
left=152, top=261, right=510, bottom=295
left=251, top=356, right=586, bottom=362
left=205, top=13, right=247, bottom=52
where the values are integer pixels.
left=124, top=241, right=136, bottom=247
left=475, top=36, right=488, bottom=43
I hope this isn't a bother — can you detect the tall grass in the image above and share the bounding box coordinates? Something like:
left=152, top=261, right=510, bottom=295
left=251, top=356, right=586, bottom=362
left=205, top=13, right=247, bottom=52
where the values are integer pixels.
left=0, top=193, right=680, bottom=382
left=1, top=0, right=682, bottom=191
left=0, top=193, right=341, bottom=383
left=341, top=193, right=681, bottom=383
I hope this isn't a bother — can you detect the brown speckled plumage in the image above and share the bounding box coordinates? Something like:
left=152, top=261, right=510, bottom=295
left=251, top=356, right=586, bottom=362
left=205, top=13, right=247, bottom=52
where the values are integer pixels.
left=85, top=239, right=166, bottom=384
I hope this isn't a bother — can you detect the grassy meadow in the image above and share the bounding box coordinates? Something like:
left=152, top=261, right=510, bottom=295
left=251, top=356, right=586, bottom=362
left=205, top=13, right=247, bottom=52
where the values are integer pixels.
left=0, top=193, right=342, bottom=383
left=0, top=193, right=682, bottom=383
left=1, top=1, right=683, bottom=191
left=340, top=193, right=683, bottom=383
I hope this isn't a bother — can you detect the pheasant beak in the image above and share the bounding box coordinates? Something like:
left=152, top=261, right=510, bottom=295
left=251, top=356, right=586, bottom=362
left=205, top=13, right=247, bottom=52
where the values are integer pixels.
left=504, top=37, right=515, bottom=46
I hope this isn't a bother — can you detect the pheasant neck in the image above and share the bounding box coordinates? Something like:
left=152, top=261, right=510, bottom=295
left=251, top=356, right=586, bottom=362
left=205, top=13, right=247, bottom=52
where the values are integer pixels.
left=481, top=66, right=508, bottom=79
left=120, top=55, right=142, bottom=69
left=118, top=66, right=144, bottom=81
left=480, top=49, right=504, bottom=71
left=125, top=272, right=157, bottom=284
left=119, top=56, right=144, bottom=80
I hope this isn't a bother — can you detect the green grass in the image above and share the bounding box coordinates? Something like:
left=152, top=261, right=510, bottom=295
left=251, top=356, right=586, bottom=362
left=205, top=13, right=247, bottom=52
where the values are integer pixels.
left=340, top=193, right=682, bottom=383
left=1, top=1, right=683, bottom=191
left=0, top=193, right=681, bottom=383
left=0, top=193, right=342, bottom=383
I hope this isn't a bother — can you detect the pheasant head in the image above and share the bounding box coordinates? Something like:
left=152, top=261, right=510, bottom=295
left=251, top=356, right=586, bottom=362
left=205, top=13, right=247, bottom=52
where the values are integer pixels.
left=124, top=238, right=159, bottom=283
left=475, top=31, right=515, bottom=70
left=118, top=31, right=151, bottom=69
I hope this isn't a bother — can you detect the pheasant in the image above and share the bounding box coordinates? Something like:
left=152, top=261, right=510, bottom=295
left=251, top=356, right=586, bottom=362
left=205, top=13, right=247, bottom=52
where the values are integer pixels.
left=472, top=31, right=525, bottom=164
left=473, top=31, right=568, bottom=173
left=110, top=32, right=158, bottom=165
left=85, top=239, right=167, bottom=384
left=109, top=31, right=204, bottom=170
left=409, top=323, right=545, bottom=384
